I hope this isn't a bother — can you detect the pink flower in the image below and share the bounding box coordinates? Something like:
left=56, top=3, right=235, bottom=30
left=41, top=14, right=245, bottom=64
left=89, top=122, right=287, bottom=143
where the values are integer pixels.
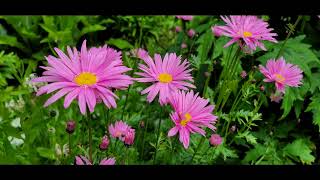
left=108, top=120, right=135, bottom=145
left=175, top=26, right=182, bottom=32
left=211, top=26, right=223, bottom=37
left=131, top=48, right=149, bottom=60
left=214, top=16, right=278, bottom=51
left=167, top=90, right=218, bottom=149
left=32, top=40, right=134, bottom=115
left=181, top=43, right=187, bottom=49
left=270, top=92, right=283, bottom=103
left=124, top=128, right=135, bottom=146
left=75, top=155, right=92, bottom=165
left=240, top=70, right=247, bottom=78
left=75, top=156, right=115, bottom=165
left=108, top=121, right=129, bottom=140
left=176, top=16, right=193, bottom=21
left=259, top=57, right=303, bottom=93
left=99, top=157, right=116, bottom=165
left=209, top=134, right=223, bottom=146
left=135, top=53, right=195, bottom=105
left=99, top=135, right=109, bottom=150
left=187, top=29, right=196, bottom=38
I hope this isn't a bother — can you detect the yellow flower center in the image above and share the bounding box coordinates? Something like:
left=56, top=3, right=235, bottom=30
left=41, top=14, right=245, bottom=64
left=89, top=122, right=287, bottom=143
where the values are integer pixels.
left=243, top=31, right=253, bottom=37
left=180, top=113, right=192, bottom=127
left=158, top=73, right=173, bottom=83
left=275, top=73, right=285, bottom=83
left=74, top=72, right=97, bottom=86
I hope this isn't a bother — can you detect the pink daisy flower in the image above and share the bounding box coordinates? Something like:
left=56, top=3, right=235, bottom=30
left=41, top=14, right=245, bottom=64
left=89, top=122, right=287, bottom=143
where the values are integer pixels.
left=75, top=156, right=115, bottom=165
left=176, top=16, right=193, bottom=21
left=213, top=16, right=278, bottom=51
left=108, top=120, right=135, bottom=145
left=259, top=57, right=303, bottom=93
left=135, top=53, right=195, bottom=105
left=32, top=40, right=134, bottom=115
left=167, top=90, right=218, bottom=149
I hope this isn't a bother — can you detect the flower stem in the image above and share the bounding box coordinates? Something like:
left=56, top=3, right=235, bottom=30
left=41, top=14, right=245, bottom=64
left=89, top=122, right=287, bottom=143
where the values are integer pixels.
left=275, top=16, right=302, bottom=59
left=153, top=107, right=163, bottom=164
left=87, top=112, right=93, bottom=162
left=68, top=133, right=72, bottom=156
left=190, top=136, right=205, bottom=164
left=140, top=110, right=150, bottom=159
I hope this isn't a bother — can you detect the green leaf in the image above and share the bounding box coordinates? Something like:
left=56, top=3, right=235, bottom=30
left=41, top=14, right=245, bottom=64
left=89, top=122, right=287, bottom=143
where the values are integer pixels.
left=283, top=138, right=315, bottom=164
left=36, top=147, right=56, bottom=160
left=236, top=131, right=257, bottom=145
left=80, top=24, right=106, bottom=36
left=305, top=93, right=320, bottom=130
left=106, top=38, right=134, bottom=50
left=242, top=144, right=266, bottom=164
left=0, top=35, right=26, bottom=50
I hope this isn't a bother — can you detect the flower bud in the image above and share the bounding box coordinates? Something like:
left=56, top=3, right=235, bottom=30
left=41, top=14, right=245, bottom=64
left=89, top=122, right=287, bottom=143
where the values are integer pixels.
left=260, top=85, right=265, bottom=91
left=209, top=134, right=223, bottom=147
left=187, top=29, right=196, bottom=38
left=240, top=71, right=247, bottom=79
left=99, top=135, right=109, bottom=150
left=66, top=120, right=76, bottom=134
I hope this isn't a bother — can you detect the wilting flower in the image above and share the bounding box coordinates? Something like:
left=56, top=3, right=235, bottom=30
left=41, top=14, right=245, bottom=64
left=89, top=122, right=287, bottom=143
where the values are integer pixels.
left=213, top=16, right=278, bottom=51
left=187, top=29, right=196, bottom=38
left=32, top=40, right=134, bottom=115
left=211, top=26, right=223, bottom=37
left=181, top=43, right=187, bottom=49
left=176, top=16, right=193, bottom=21
left=240, top=70, right=247, bottom=79
left=75, top=156, right=115, bottom=165
left=135, top=53, right=195, bottom=105
left=175, top=26, right=182, bottom=32
left=167, top=90, right=218, bottom=149
left=99, top=135, right=110, bottom=150
left=124, top=129, right=135, bottom=146
left=209, top=134, right=223, bottom=146
left=270, top=92, right=283, bottom=103
left=259, top=57, right=303, bottom=93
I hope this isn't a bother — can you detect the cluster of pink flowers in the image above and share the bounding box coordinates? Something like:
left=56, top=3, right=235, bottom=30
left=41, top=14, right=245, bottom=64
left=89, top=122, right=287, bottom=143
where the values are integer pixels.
left=109, top=121, right=135, bottom=146
left=32, top=15, right=306, bottom=159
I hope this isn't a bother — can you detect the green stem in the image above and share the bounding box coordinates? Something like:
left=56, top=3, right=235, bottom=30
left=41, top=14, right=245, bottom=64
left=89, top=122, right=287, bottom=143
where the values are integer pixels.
left=140, top=111, right=150, bottom=159
left=190, top=136, right=205, bottom=164
left=153, top=107, right=163, bottom=164
left=275, top=16, right=302, bottom=59
left=68, top=133, right=72, bottom=156
left=87, top=112, right=93, bottom=162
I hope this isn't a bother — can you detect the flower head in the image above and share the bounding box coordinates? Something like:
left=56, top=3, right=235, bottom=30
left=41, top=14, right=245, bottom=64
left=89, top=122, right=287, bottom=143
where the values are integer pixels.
left=181, top=43, right=187, bottom=49
left=240, top=70, right=247, bottom=79
left=175, top=26, right=182, bottom=32
left=176, top=16, right=193, bottom=21
left=213, top=16, right=278, bottom=51
left=135, top=53, right=195, bottom=105
left=167, top=90, right=218, bottom=149
left=211, top=26, right=223, bottom=37
left=66, top=120, right=76, bottom=134
left=32, top=40, right=134, bottom=115
left=99, top=135, right=109, bottom=150
left=108, top=120, right=135, bottom=145
left=209, top=134, right=223, bottom=146
left=259, top=57, right=303, bottom=93
left=75, top=156, right=115, bottom=165
left=124, top=128, right=135, bottom=146
left=187, top=29, right=196, bottom=38
left=99, top=157, right=116, bottom=165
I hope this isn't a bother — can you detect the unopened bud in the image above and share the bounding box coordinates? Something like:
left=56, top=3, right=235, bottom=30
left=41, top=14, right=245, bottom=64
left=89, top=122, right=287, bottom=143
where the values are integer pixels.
left=99, top=135, right=109, bottom=150
left=66, top=120, right=76, bottom=134
left=209, top=134, right=223, bottom=147
left=260, top=85, right=265, bottom=91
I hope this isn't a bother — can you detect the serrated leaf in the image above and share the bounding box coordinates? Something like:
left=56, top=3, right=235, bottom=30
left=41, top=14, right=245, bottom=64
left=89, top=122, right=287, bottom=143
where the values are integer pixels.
left=283, top=138, right=315, bottom=164
left=305, top=94, right=320, bottom=130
